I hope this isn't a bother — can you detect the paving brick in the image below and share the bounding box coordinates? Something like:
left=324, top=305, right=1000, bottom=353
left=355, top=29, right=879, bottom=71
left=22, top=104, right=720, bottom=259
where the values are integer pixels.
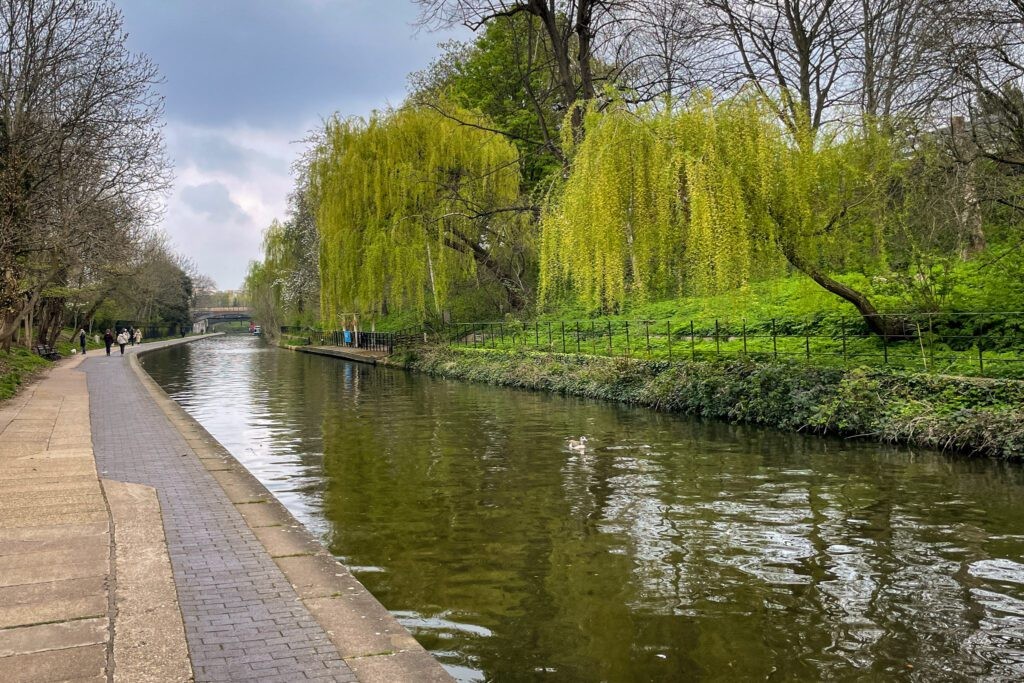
left=84, top=347, right=357, bottom=683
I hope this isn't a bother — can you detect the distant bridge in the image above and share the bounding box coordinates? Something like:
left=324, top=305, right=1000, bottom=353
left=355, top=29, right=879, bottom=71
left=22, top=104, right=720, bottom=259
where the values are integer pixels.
left=191, top=307, right=253, bottom=332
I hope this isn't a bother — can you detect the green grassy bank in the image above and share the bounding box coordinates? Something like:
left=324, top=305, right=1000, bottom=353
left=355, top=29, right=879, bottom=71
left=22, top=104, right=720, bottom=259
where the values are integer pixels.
left=386, top=346, right=1024, bottom=460
left=0, top=348, right=50, bottom=401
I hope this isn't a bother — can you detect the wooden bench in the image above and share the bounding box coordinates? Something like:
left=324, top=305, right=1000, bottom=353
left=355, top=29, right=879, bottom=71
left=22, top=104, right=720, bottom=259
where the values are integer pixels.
left=34, top=344, right=61, bottom=361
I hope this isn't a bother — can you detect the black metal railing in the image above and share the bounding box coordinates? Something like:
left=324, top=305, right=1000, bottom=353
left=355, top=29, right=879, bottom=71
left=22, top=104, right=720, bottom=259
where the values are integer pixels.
left=294, top=327, right=424, bottom=354
left=433, top=312, right=1024, bottom=379
left=280, top=312, right=1024, bottom=378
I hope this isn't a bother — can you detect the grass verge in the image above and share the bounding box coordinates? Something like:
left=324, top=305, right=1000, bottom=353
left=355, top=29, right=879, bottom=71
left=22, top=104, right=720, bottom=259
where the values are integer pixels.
left=0, top=347, right=50, bottom=401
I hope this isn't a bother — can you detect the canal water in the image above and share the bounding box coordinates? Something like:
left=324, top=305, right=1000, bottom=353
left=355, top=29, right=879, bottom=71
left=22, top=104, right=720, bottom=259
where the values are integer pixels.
left=142, top=334, right=1024, bottom=681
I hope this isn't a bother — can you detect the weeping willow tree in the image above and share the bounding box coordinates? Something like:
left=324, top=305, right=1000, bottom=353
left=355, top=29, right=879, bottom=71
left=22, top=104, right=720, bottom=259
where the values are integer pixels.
left=310, top=105, right=531, bottom=325
left=541, top=93, right=900, bottom=335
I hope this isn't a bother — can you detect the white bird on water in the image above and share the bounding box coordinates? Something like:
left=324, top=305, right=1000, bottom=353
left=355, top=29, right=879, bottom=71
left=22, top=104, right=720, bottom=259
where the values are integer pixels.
left=568, top=436, right=589, bottom=451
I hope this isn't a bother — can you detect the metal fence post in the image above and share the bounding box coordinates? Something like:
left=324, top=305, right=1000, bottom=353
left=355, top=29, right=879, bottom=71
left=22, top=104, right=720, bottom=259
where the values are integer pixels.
left=772, top=319, right=778, bottom=359
left=805, top=328, right=810, bottom=360
left=561, top=321, right=566, bottom=353
left=742, top=320, right=748, bottom=355
left=928, top=315, right=935, bottom=370
left=500, top=323, right=505, bottom=346
left=690, top=320, right=695, bottom=360
left=607, top=321, right=612, bottom=354
left=977, top=329, right=984, bottom=373
left=591, top=321, right=597, bottom=354
left=547, top=322, right=552, bottom=350
left=625, top=321, right=631, bottom=357
left=667, top=321, right=672, bottom=361
left=576, top=321, right=581, bottom=353
left=645, top=321, right=651, bottom=357
left=714, top=320, right=720, bottom=357
left=841, top=317, right=847, bottom=363
left=535, top=322, right=539, bottom=348
left=882, top=316, right=888, bottom=365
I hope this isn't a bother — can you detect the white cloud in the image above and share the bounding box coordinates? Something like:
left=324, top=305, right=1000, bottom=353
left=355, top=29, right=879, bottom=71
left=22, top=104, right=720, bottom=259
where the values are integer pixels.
left=115, top=0, right=472, bottom=290
left=161, top=120, right=310, bottom=289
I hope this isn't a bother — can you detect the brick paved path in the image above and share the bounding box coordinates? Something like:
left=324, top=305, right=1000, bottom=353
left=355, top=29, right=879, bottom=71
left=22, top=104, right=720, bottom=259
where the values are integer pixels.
left=84, top=347, right=357, bottom=683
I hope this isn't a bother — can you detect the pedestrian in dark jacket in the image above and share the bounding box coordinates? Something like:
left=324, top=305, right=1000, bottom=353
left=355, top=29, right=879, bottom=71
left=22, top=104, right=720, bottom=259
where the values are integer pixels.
left=78, top=328, right=87, bottom=355
left=103, top=329, right=114, bottom=356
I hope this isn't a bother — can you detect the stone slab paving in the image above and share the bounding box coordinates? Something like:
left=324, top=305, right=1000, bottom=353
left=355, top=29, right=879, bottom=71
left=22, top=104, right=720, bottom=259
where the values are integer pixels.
left=84, top=344, right=358, bottom=683
left=0, top=355, right=110, bottom=683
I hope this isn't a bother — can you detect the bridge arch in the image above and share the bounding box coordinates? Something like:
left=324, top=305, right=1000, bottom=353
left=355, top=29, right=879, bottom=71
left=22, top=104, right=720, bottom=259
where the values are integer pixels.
left=191, top=307, right=254, bottom=333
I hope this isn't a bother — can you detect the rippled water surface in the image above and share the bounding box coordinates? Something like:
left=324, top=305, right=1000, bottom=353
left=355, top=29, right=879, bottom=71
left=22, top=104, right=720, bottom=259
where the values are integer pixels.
left=142, top=335, right=1024, bottom=681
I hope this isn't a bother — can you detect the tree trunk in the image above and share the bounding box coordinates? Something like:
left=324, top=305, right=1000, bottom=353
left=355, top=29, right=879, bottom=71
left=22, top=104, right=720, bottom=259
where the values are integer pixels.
left=443, top=235, right=527, bottom=311
left=43, top=298, right=66, bottom=347
left=783, top=246, right=908, bottom=339
left=0, top=265, right=64, bottom=347
left=951, top=116, right=986, bottom=257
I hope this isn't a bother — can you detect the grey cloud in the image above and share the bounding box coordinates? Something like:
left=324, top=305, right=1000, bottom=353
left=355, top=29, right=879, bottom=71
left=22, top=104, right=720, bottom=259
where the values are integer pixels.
left=118, top=0, right=469, bottom=127
left=174, top=131, right=282, bottom=177
left=180, top=182, right=249, bottom=224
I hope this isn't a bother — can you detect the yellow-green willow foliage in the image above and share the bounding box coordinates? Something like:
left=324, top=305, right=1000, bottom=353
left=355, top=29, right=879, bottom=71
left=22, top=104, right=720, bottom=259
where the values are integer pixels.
left=310, top=106, right=525, bottom=324
left=540, top=94, right=895, bottom=311
left=244, top=221, right=290, bottom=339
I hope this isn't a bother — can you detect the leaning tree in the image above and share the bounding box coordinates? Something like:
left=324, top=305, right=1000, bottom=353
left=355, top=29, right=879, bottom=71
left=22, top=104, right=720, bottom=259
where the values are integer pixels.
left=541, top=94, right=905, bottom=335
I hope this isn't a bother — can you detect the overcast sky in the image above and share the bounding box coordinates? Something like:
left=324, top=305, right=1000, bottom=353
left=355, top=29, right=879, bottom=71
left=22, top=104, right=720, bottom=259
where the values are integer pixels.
left=117, top=0, right=468, bottom=289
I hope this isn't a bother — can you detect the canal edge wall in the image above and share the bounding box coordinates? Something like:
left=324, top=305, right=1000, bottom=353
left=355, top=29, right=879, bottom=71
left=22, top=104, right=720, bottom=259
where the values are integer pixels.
left=376, top=346, right=1024, bottom=460
left=130, top=343, right=452, bottom=682
left=289, top=344, right=387, bottom=365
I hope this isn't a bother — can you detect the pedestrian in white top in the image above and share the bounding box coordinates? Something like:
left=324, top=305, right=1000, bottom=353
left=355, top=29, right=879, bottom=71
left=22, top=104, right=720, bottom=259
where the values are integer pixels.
left=116, top=330, right=128, bottom=355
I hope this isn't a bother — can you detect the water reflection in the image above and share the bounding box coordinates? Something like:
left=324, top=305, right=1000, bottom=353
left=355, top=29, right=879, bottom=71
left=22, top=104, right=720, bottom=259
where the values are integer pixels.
left=143, top=335, right=1024, bottom=681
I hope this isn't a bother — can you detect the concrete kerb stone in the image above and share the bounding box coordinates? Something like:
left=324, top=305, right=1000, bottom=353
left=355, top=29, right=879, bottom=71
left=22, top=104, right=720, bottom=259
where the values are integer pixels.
left=129, top=346, right=452, bottom=682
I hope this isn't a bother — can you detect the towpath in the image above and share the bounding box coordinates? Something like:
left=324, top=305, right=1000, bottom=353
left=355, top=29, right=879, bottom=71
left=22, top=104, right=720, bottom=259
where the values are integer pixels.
left=0, top=336, right=448, bottom=682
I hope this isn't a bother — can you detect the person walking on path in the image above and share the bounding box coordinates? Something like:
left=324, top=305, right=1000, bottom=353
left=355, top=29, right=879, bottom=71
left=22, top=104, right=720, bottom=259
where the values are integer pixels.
left=103, top=329, right=114, bottom=356
left=134, top=328, right=142, bottom=345
left=116, top=329, right=128, bottom=355
left=128, top=326, right=136, bottom=346
left=78, top=328, right=87, bottom=355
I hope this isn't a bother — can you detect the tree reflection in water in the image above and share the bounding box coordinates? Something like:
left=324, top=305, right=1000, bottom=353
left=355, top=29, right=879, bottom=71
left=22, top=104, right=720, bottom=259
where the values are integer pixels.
left=144, top=335, right=1024, bottom=682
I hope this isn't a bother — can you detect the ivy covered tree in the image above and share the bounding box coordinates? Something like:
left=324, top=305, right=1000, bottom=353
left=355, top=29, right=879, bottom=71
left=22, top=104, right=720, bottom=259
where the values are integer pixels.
left=309, top=106, right=533, bottom=325
left=541, top=94, right=902, bottom=335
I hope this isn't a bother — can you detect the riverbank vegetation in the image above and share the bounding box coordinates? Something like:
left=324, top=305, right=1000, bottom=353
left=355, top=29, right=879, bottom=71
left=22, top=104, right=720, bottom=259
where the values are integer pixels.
left=244, top=0, right=1024, bottom=444
left=392, top=346, right=1024, bottom=459
left=1, top=1, right=210, bottom=364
